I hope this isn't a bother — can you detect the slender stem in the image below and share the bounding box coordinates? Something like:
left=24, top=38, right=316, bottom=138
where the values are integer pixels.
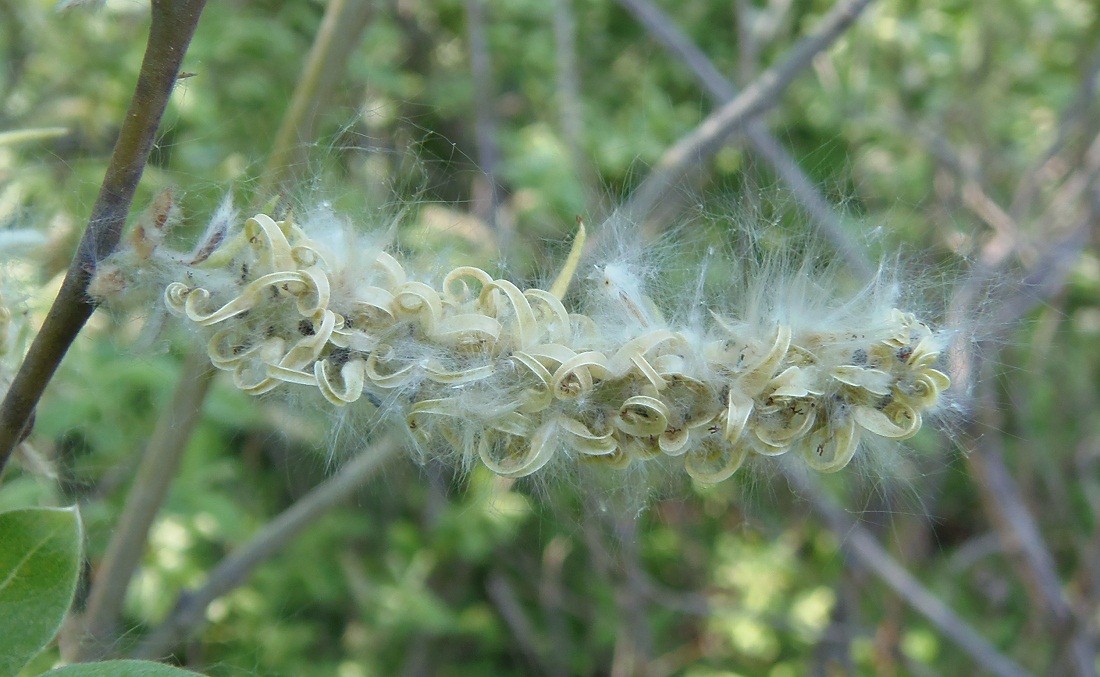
left=938, top=78, right=1100, bottom=677
left=261, top=0, right=373, bottom=195
left=552, top=0, right=583, bottom=174
left=965, top=377, right=1098, bottom=677
left=794, top=474, right=1036, bottom=677
left=73, top=0, right=379, bottom=659
left=131, top=436, right=400, bottom=660
left=0, top=0, right=208, bottom=474
left=1009, top=42, right=1100, bottom=222
left=486, top=570, right=548, bottom=672
left=616, top=0, right=874, bottom=279
left=464, top=0, right=507, bottom=248
left=619, top=0, right=875, bottom=228
left=72, top=351, right=215, bottom=661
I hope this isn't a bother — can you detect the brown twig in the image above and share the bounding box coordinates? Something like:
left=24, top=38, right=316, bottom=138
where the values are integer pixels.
left=71, top=1, right=373, bottom=656
left=931, top=77, right=1100, bottom=677
left=940, top=125, right=1100, bottom=675
left=963, top=377, right=1098, bottom=677
left=616, top=0, right=874, bottom=279
left=618, top=0, right=876, bottom=229
left=901, top=115, right=1024, bottom=268
left=793, top=474, right=1036, bottom=677
left=1010, top=43, right=1100, bottom=222
left=0, top=0, right=208, bottom=474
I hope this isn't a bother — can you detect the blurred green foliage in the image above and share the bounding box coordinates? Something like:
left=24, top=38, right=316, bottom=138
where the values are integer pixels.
left=3, top=0, right=1100, bottom=675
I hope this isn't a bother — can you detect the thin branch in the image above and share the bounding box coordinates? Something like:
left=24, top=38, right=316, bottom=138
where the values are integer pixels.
left=486, top=569, right=550, bottom=674
left=74, top=1, right=374, bottom=655
left=261, top=0, right=373, bottom=195
left=464, top=0, right=506, bottom=246
left=792, top=474, right=1036, bottom=677
left=619, top=0, right=876, bottom=228
left=902, top=117, right=1023, bottom=267
left=131, top=436, right=401, bottom=660
left=947, top=132, right=1100, bottom=395
left=734, top=0, right=761, bottom=84
left=538, top=536, right=572, bottom=677
left=552, top=0, right=583, bottom=173
left=937, top=93, right=1100, bottom=677
left=964, top=412, right=1065, bottom=612
left=965, top=377, right=1099, bottom=677
left=616, top=0, right=874, bottom=278
left=0, top=0, right=208, bottom=474
left=611, top=514, right=652, bottom=675
left=1010, top=40, right=1100, bottom=221
left=993, top=217, right=1090, bottom=327
left=72, top=352, right=215, bottom=661
left=617, top=0, right=731, bottom=100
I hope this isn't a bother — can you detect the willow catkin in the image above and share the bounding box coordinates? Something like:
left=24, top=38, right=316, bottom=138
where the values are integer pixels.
left=99, top=202, right=951, bottom=483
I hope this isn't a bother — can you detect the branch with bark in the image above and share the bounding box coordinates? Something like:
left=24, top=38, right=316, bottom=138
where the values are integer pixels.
left=0, top=0, right=208, bottom=474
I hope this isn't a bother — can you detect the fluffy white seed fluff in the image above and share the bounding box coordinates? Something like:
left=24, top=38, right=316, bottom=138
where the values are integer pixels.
left=94, top=201, right=953, bottom=484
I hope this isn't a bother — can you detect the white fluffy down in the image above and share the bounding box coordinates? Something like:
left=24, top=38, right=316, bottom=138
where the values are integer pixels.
left=109, top=202, right=953, bottom=484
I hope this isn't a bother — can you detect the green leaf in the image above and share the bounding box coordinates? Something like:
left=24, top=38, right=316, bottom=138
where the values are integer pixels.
left=0, top=506, right=82, bottom=677
left=39, top=660, right=203, bottom=676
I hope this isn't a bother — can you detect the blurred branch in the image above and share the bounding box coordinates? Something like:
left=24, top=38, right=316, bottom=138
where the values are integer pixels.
left=993, top=217, right=1090, bottom=327
left=486, top=569, right=550, bottom=674
left=0, top=0, right=207, bottom=476
left=0, top=0, right=30, bottom=113
left=617, top=0, right=733, bottom=111
left=262, top=0, right=373, bottom=195
left=811, top=572, right=859, bottom=675
left=619, top=0, right=875, bottom=230
left=936, top=69, right=1100, bottom=677
left=538, top=536, right=572, bottom=677
left=965, top=376, right=1099, bottom=677
left=949, top=131, right=1100, bottom=392
left=611, top=514, right=652, bottom=677
left=131, top=436, right=401, bottom=660
left=733, top=0, right=760, bottom=83
left=72, top=351, right=216, bottom=661
left=793, top=474, right=1036, bottom=677
left=552, top=0, right=584, bottom=176
left=903, top=117, right=1022, bottom=268
left=1010, top=41, right=1100, bottom=221
left=464, top=0, right=506, bottom=246
left=616, top=0, right=874, bottom=279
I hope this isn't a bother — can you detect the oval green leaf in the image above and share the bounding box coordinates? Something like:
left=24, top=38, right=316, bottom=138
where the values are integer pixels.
left=40, top=659, right=204, bottom=676
left=0, top=506, right=82, bottom=677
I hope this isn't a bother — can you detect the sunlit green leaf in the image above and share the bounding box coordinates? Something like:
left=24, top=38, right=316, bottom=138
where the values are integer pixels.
left=0, top=506, right=82, bottom=677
